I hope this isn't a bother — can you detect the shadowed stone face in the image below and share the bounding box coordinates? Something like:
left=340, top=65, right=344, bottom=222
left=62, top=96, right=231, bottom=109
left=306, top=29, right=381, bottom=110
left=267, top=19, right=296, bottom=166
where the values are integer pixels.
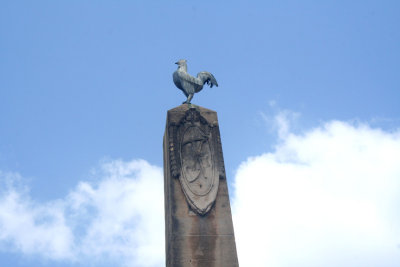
left=181, top=126, right=214, bottom=195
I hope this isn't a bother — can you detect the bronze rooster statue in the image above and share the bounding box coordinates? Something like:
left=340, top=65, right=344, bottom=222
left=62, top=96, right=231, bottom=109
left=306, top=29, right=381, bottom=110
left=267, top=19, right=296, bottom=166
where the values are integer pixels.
left=173, top=59, right=218, bottom=104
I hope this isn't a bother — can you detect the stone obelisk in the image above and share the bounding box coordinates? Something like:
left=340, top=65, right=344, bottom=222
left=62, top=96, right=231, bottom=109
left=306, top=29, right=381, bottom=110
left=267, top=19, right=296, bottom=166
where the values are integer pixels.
left=163, top=104, right=239, bottom=267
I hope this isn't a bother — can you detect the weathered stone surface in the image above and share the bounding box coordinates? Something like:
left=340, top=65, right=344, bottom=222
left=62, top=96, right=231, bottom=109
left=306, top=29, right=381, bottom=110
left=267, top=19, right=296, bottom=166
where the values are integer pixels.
left=164, top=104, right=239, bottom=267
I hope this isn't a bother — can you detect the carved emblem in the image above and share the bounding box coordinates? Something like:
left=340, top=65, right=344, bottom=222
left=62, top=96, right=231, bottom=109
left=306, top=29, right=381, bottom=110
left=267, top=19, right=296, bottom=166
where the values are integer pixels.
left=168, top=108, right=223, bottom=216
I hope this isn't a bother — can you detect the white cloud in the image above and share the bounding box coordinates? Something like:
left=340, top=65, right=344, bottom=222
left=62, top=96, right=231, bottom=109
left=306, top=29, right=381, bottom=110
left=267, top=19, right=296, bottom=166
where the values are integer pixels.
left=261, top=107, right=300, bottom=140
left=1, top=114, right=400, bottom=267
left=232, top=116, right=400, bottom=267
left=0, top=160, right=165, bottom=267
left=0, top=184, right=74, bottom=260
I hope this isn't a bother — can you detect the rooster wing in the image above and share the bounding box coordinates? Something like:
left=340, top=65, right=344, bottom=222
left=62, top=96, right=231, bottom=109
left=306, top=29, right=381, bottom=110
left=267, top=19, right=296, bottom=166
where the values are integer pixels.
left=173, top=71, right=203, bottom=95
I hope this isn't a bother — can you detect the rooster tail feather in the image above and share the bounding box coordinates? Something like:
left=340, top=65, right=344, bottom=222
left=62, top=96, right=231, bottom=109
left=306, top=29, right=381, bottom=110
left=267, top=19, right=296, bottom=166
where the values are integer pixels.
left=197, top=71, right=218, bottom=89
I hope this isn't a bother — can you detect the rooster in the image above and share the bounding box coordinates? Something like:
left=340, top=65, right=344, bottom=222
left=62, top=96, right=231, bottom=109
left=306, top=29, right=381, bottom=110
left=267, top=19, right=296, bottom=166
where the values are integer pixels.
left=173, top=59, right=218, bottom=104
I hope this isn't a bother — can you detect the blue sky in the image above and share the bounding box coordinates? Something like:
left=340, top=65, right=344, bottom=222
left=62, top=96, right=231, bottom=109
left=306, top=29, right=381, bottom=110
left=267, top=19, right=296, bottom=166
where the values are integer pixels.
left=0, top=1, right=399, bottom=266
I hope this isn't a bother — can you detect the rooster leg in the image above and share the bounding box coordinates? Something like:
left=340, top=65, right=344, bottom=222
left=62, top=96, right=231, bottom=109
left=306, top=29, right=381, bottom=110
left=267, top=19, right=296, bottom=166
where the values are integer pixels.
left=187, top=93, right=193, bottom=104
left=183, top=93, right=194, bottom=104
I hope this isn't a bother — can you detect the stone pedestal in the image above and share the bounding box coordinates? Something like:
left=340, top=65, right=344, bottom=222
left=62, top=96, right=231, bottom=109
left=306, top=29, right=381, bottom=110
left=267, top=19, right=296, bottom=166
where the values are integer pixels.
left=163, top=104, right=239, bottom=267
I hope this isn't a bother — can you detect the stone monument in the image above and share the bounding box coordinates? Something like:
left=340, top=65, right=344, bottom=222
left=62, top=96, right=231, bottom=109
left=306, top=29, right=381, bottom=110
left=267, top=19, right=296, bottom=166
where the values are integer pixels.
left=163, top=104, right=239, bottom=266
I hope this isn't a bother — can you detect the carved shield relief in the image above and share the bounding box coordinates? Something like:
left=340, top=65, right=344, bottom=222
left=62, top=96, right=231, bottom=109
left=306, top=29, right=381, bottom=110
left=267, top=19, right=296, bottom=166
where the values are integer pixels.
left=168, top=108, right=223, bottom=216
